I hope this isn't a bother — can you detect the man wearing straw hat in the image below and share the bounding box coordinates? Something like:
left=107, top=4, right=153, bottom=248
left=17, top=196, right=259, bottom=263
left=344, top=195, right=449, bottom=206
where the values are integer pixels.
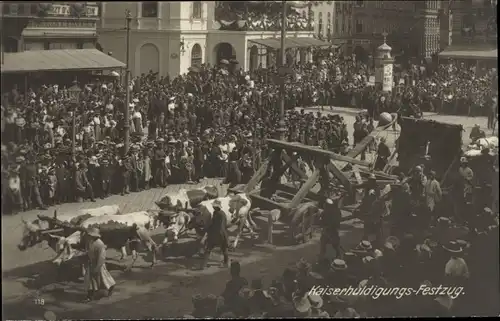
left=200, top=199, right=230, bottom=270
left=83, top=227, right=116, bottom=302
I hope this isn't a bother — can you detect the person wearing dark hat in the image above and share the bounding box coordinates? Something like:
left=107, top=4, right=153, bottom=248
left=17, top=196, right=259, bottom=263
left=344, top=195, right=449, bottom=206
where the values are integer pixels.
left=221, top=261, right=248, bottom=314
left=99, top=158, right=113, bottom=198
left=83, top=227, right=116, bottom=302
left=319, top=197, right=342, bottom=263
left=201, top=199, right=230, bottom=269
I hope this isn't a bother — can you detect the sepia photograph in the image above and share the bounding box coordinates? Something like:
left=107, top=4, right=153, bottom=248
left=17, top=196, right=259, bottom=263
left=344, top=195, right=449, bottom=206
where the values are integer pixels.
left=1, top=0, right=498, bottom=319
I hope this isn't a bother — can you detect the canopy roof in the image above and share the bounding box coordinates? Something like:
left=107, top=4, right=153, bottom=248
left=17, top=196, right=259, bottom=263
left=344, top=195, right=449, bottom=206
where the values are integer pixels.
left=1, top=49, right=126, bottom=74
left=249, top=37, right=334, bottom=50
left=438, top=46, right=497, bottom=61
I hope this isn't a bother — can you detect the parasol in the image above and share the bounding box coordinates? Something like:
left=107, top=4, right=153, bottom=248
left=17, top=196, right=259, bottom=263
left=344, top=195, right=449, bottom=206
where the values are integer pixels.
left=188, top=66, right=200, bottom=73
left=220, top=59, right=229, bottom=65
left=110, top=71, right=120, bottom=77
left=229, top=58, right=239, bottom=65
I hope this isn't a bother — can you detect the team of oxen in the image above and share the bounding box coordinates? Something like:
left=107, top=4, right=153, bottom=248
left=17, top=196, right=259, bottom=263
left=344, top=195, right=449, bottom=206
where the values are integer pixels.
left=17, top=185, right=272, bottom=276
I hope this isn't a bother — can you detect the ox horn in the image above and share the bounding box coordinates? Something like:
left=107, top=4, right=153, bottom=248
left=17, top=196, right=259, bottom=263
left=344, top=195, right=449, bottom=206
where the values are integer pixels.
left=48, top=234, right=63, bottom=240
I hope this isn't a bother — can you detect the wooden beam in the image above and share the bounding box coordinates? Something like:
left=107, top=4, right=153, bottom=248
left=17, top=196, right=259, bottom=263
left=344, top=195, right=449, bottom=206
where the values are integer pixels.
left=244, top=159, right=270, bottom=193
left=327, top=161, right=353, bottom=193
left=267, top=139, right=371, bottom=167
left=248, top=192, right=290, bottom=211
left=355, top=166, right=399, bottom=180
left=281, top=150, right=308, bottom=180
left=275, top=183, right=323, bottom=202
left=289, top=168, right=320, bottom=210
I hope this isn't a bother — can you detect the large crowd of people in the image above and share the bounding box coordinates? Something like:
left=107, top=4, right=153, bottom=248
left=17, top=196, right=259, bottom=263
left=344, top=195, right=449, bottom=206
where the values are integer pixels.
left=1, top=49, right=497, bottom=214
left=181, top=154, right=498, bottom=318
left=184, top=206, right=499, bottom=318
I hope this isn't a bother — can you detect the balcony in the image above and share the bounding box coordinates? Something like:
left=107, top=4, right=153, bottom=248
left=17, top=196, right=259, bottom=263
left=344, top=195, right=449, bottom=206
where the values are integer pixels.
left=214, top=2, right=313, bottom=32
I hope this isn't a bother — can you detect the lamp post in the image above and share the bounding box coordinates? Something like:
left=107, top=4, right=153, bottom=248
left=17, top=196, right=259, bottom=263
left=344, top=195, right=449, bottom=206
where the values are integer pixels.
left=276, top=0, right=288, bottom=141
left=124, top=9, right=132, bottom=155
left=67, top=80, right=82, bottom=158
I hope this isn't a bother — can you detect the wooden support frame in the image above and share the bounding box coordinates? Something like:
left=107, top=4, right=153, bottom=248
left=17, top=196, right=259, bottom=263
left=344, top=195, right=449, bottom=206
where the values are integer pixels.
left=244, top=159, right=270, bottom=193
left=242, top=136, right=400, bottom=246
left=281, top=150, right=308, bottom=181
left=267, top=139, right=371, bottom=167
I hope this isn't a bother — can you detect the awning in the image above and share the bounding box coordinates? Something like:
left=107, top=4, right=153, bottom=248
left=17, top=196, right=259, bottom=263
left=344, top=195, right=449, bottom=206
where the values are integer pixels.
left=438, top=47, right=497, bottom=60
left=1, top=49, right=126, bottom=74
left=249, top=37, right=333, bottom=50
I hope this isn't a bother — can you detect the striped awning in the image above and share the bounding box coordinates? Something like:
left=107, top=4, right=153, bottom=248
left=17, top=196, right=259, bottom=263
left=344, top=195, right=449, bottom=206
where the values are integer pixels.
left=1, top=49, right=126, bottom=74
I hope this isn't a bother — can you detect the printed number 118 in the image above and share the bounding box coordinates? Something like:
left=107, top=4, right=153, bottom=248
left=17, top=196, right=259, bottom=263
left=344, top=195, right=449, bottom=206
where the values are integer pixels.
left=34, top=298, right=45, bottom=305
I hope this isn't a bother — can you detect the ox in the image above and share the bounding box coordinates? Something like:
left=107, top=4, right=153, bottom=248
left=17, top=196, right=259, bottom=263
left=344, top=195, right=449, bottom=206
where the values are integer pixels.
left=155, top=185, right=219, bottom=210
left=187, top=193, right=258, bottom=249
left=17, top=204, right=122, bottom=252
left=18, top=211, right=160, bottom=274
left=62, top=211, right=160, bottom=262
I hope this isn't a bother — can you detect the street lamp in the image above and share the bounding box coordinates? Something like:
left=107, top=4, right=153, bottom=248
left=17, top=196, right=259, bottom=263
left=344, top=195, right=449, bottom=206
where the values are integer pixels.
left=67, top=80, right=82, bottom=158
left=276, top=0, right=288, bottom=141
left=124, top=9, right=132, bottom=155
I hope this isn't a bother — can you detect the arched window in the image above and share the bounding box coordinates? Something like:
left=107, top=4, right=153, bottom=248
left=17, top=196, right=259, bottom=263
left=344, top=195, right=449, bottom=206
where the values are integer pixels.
left=335, top=18, right=339, bottom=34
left=193, top=1, right=202, bottom=19
left=191, top=43, right=203, bottom=67
left=318, top=12, right=323, bottom=38
left=142, top=2, right=158, bottom=18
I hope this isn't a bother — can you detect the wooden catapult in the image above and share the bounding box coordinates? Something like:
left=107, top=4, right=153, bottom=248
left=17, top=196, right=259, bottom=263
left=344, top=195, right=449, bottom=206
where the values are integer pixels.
left=230, top=122, right=399, bottom=244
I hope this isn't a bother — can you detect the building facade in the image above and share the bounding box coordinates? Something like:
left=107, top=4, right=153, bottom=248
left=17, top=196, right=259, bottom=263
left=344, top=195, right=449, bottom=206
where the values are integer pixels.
left=351, top=0, right=441, bottom=61
left=441, top=0, right=497, bottom=48
left=98, top=1, right=315, bottom=78
left=0, top=2, right=99, bottom=53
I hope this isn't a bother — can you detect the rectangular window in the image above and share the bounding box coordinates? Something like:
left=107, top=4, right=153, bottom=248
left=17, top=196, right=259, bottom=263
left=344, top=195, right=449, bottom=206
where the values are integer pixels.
left=356, top=21, right=363, bottom=33
left=77, top=42, right=84, bottom=49
left=356, top=0, right=364, bottom=8
left=192, top=1, right=202, bottom=19
left=44, top=42, right=50, bottom=50
left=141, top=2, right=158, bottom=18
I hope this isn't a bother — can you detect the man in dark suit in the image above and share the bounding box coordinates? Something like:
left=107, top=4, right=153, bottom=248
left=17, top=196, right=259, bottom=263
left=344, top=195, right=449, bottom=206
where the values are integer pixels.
left=200, top=199, right=230, bottom=270
left=99, top=158, right=113, bottom=198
